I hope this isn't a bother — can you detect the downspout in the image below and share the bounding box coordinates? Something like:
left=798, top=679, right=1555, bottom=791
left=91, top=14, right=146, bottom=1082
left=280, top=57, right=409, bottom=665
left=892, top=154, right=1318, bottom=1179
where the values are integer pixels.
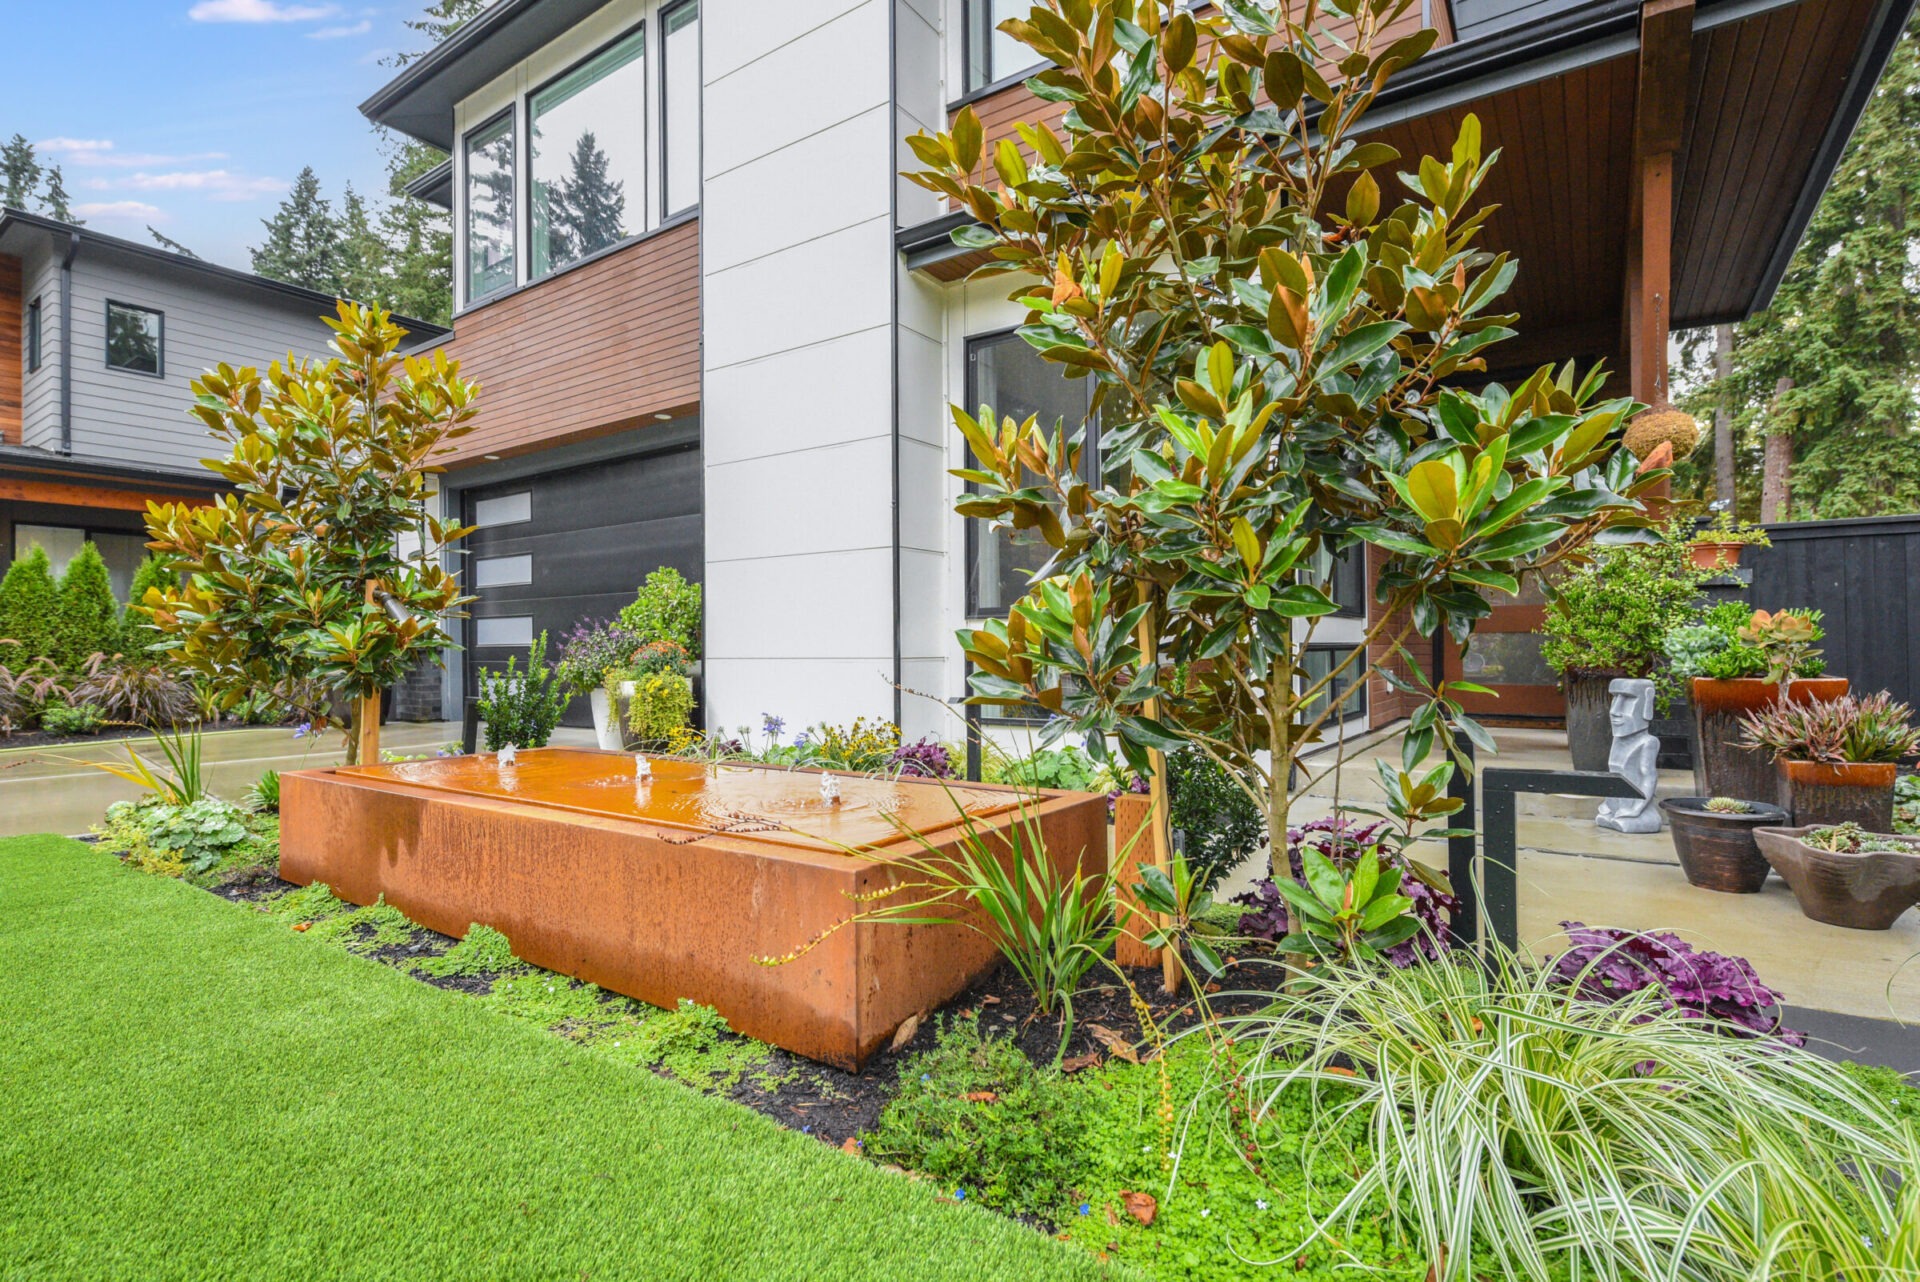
left=58, top=228, right=79, bottom=455
left=888, top=0, right=904, bottom=729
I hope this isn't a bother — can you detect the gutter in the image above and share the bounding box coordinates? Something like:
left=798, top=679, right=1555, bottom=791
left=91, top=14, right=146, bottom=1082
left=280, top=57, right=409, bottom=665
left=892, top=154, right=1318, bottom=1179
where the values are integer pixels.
left=890, top=0, right=904, bottom=729
left=58, top=227, right=78, bottom=456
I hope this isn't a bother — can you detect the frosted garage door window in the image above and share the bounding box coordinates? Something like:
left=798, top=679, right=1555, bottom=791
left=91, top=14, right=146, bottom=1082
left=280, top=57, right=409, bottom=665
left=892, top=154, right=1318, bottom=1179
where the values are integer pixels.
left=474, top=616, right=534, bottom=648
left=474, top=554, right=533, bottom=588
left=473, top=491, right=531, bottom=527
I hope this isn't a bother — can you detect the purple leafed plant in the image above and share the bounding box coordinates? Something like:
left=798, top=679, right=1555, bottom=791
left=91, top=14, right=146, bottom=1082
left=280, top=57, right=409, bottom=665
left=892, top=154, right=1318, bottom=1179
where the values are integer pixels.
left=888, top=737, right=955, bottom=780
left=1552, top=922, right=1803, bottom=1044
left=555, top=619, right=641, bottom=692
left=1233, top=815, right=1458, bottom=967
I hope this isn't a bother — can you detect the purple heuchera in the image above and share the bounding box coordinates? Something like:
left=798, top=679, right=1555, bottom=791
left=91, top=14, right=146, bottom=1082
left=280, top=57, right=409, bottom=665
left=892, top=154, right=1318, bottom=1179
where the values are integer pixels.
left=889, top=737, right=954, bottom=779
left=1233, top=816, right=1458, bottom=967
left=1552, top=922, right=1803, bottom=1044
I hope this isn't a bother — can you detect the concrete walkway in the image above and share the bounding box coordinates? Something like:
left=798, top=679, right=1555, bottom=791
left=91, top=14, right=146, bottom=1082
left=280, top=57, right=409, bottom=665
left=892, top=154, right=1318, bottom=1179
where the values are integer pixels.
left=1226, top=727, right=1920, bottom=1033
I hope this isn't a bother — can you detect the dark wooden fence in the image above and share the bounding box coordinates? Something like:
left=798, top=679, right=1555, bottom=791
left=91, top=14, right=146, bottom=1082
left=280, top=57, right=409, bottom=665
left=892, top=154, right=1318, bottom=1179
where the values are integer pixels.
left=1746, top=514, right=1920, bottom=707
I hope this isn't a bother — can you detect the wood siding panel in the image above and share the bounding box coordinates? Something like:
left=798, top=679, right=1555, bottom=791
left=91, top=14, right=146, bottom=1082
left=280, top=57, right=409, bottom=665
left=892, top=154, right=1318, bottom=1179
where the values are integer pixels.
left=445, top=219, right=700, bottom=466
left=0, top=255, right=19, bottom=445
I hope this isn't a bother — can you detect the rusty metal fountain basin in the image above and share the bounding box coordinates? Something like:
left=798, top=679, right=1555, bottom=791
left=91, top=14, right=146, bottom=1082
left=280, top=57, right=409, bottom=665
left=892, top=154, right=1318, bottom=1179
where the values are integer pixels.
left=279, top=749, right=1108, bottom=1069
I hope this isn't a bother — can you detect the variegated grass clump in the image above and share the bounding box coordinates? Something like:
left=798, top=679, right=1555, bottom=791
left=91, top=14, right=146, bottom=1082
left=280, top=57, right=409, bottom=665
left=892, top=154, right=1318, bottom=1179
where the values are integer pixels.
left=1217, top=944, right=1917, bottom=1281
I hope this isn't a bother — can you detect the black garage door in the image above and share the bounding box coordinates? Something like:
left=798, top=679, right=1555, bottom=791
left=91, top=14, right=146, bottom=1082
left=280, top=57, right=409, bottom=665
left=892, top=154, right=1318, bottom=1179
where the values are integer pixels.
left=462, top=443, right=702, bottom=726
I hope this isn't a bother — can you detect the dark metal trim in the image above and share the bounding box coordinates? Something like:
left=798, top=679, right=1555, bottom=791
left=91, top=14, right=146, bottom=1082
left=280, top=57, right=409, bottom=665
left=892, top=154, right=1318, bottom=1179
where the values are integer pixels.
left=660, top=0, right=701, bottom=223
left=459, top=106, right=520, bottom=309
left=102, top=299, right=165, bottom=379
left=1478, top=767, right=1640, bottom=953
left=402, top=158, right=454, bottom=209
left=0, top=446, right=228, bottom=495
left=24, top=296, right=40, bottom=374
left=1747, top=0, right=1919, bottom=316
left=57, top=228, right=78, bottom=454
left=890, top=0, right=904, bottom=729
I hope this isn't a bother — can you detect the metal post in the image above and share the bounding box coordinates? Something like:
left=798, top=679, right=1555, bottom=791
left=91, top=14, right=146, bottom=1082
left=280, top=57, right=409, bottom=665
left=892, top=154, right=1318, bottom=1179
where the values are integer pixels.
left=1447, top=736, right=1478, bottom=946
left=960, top=657, right=982, bottom=783
left=461, top=695, right=480, bottom=756
left=1477, top=767, right=1641, bottom=955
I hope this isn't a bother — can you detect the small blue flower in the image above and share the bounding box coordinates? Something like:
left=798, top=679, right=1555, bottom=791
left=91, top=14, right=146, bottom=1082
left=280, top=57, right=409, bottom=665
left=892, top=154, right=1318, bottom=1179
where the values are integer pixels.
left=1077, top=1203, right=1091, bottom=1217
left=802, top=1125, right=812, bottom=1134
left=954, top=1188, right=967, bottom=1201
left=762, top=713, right=786, bottom=738
left=920, top=1073, right=931, bottom=1082
left=293, top=722, right=312, bottom=739
left=793, top=732, right=810, bottom=748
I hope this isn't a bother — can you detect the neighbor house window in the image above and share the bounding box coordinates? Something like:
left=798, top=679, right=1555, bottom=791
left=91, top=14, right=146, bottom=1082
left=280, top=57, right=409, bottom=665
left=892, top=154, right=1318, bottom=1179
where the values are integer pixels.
left=464, top=110, right=517, bottom=301
left=965, top=330, right=1096, bottom=617
left=531, top=25, right=648, bottom=278
left=26, top=297, right=41, bottom=372
left=104, top=301, right=162, bottom=376
left=1330, top=542, right=1367, bottom=618
left=1299, top=644, right=1368, bottom=726
left=662, top=1, right=701, bottom=216
left=965, top=0, right=1036, bottom=92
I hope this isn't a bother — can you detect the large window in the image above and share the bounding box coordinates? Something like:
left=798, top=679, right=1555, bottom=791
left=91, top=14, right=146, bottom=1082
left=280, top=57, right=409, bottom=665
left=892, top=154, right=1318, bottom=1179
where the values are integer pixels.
left=13, top=526, right=149, bottom=602
left=464, top=111, right=517, bottom=300
left=662, top=1, right=700, bottom=217
left=1330, top=542, right=1367, bottom=618
left=25, top=297, right=40, bottom=373
left=531, top=26, right=648, bottom=279
left=965, top=330, right=1096, bottom=617
left=1299, top=644, right=1368, bottom=728
left=104, top=301, right=162, bottom=377
left=965, top=0, right=1037, bottom=92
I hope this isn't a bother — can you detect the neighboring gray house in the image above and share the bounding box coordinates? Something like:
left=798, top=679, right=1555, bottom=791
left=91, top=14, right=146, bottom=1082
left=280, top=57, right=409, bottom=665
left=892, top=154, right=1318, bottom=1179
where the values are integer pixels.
left=0, top=207, right=448, bottom=612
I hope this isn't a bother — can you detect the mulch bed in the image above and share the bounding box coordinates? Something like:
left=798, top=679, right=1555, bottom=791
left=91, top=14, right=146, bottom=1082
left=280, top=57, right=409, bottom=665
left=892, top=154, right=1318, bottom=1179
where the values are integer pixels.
left=206, top=863, right=1290, bottom=1148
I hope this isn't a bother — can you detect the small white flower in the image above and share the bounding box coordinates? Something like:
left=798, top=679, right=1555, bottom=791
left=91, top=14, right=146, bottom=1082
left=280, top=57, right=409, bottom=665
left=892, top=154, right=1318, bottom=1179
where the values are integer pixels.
left=1200, top=1209, right=1211, bottom=1219
left=1255, top=1199, right=1269, bottom=1211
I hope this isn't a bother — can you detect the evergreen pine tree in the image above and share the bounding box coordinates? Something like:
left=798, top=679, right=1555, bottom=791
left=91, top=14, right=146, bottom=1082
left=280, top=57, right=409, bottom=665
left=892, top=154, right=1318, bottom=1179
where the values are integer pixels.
left=1, top=135, right=41, bottom=211
left=54, top=542, right=119, bottom=671
left=334, top=183, right=391, bottom=307
left=380, top=142, right=454, bottom=324
left=149, top=226, right=200, bottom=258
left=41, top=165, right=78, bottom=224
left=551, top=131, right=627, bottom=260
left=395, top=0, right=487, bottom=65
left=121, top=555, right=177, bottom=656
left=251, top=167, right=342, bottom=293
left=0, top=547, right=61, bottom=665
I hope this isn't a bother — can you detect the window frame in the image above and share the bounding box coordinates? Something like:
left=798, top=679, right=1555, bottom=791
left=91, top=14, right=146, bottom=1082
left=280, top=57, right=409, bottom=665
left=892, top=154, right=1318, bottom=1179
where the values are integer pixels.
left=660, top=0, right=700, bottom=220
left=961, top=326, right=1099, bottom=622
left=1329, top=541, right=1368, bottom=619
left=1299, top=641, right=1370, bottom=725
left=102, top=299, right=164, bottom=378
left=526, top=17, right=650, bottom=284
left=25, top=296, right=41, bottom=373
left=461, top=106, right=520, bottom=306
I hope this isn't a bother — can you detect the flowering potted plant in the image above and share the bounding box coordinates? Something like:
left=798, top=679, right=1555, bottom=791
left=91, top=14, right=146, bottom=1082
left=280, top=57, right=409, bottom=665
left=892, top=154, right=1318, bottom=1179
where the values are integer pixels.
left=1739, top=692, right=1919, bottom=830
left=1685, top=510, right=1771, bottom=573
left=555, top=619, right=640, bottom=750
left=608, top=640, right=694, bottom=750
left=1664, top=604, right=1845, bottom=802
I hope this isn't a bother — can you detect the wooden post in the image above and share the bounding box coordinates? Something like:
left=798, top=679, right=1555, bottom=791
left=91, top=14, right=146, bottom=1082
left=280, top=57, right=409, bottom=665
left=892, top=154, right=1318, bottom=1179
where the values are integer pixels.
left=356, top=579, right=383, bottom=766
left=1112, top=793, right=1161, bottom=968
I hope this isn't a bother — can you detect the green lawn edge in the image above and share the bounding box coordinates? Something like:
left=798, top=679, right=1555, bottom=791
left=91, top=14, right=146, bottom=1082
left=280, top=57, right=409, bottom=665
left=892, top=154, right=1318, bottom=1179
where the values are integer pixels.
left=0, top=835, right=1130, bottom=1281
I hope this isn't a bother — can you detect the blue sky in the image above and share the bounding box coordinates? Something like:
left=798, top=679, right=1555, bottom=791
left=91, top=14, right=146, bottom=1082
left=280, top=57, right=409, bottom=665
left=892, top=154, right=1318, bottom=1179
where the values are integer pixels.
left=8, top=1, right=437, bottom=270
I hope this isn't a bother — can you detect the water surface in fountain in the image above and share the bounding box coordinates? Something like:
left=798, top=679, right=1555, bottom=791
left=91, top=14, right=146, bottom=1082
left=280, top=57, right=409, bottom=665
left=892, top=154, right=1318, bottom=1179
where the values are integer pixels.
left=336, top=749, right=1024, bottom=852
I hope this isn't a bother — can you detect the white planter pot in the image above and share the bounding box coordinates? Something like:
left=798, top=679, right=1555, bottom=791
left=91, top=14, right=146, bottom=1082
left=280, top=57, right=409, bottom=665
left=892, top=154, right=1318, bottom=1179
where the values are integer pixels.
left=589, top=687, right=625, bottom=751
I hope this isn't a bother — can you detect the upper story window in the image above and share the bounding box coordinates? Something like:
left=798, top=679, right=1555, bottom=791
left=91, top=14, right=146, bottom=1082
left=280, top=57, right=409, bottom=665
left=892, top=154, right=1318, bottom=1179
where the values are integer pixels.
left=464, top=111, right=517, bottom=301
left=25, top=297, right=41, bottom=373
left=965, top=0, right=1037, bottom=93
left=662, top=0, right=700, bottom=217
left=531, top=25, right=649, bottom=279
left=104, top=301, right=163, bottom=377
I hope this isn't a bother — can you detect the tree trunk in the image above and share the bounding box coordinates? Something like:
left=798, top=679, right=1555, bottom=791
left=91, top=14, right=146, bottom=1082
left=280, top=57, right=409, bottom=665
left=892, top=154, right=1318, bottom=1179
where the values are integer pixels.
left=1713, top=324, right=1735, bottom=508
left=345, top=691, right=380, bottom=766
left=1130, top=591, right=1179, bottom=995
left=1760, top=376, right=1794, bottom=522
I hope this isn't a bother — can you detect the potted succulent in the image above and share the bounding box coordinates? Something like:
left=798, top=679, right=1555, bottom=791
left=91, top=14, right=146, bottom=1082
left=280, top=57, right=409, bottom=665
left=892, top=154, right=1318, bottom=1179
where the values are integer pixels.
left=1739, top=692, right=1920, bottom=830
left=555, top=619, right=641, bottom=750
left=1541, top=534, right=1706, bottom=772
left=608, top=639, right=695, bottom=751
left=1752, top=822, right=1920, bottom=930
left=1684, top=510, right=1771, bottom=573
left=1655, top=795, right=1790, bottom=893
left=1665, top=604, right=1845, bottom=802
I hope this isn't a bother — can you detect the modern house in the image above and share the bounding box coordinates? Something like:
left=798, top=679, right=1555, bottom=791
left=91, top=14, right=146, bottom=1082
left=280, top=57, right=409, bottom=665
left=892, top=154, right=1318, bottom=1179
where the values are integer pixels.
left=0, top=209, right=450, bottom=615
left=361, top=0, right=1913, bottom=738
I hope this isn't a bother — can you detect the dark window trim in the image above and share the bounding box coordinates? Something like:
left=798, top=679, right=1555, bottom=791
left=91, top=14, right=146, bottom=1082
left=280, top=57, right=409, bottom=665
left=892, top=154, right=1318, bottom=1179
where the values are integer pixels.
left=660, top=0, right=700, bottom=222
left=461, top=105, right=520, bottom=307
left=1330, top=541, right=1368, bottom=619
left=1301, top=641, right=1369, bottom=721
left=451, top=207, right=696, bottom=320
left=25, top=296, right=40, bottom=373
left=526, top=16, right=650, bottom=285
left=103, top=299, right=164, bottom=378
left=961, top=325, right=1098, bottom=622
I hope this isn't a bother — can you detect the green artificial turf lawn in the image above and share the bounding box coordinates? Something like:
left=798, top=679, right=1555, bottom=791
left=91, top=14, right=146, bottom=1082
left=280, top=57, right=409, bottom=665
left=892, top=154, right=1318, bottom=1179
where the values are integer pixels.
left=0, top=836, right=1126, bottom=1281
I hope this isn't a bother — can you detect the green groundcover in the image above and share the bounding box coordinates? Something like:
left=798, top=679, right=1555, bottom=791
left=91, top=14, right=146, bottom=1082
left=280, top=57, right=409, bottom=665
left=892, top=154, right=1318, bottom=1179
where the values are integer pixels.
left=0, top=835, right=1125, bottom=1281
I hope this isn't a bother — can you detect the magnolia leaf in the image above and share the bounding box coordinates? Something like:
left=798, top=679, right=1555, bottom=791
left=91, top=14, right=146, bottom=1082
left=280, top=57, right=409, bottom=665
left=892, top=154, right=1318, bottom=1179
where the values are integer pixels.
left=1406, top=459, right=1460, bottom=522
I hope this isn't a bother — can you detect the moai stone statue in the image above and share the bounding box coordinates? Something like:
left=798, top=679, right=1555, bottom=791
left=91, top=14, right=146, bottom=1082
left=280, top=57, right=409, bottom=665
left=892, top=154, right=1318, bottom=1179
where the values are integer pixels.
left=1596, top=678, right=1662, bottom=834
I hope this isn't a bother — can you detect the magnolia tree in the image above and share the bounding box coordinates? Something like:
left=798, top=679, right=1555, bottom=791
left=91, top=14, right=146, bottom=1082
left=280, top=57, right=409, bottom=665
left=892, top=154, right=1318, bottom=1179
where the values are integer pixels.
left=907, top=0, right=1665, bottom=872
left=142, top=304, right=478, bottom=763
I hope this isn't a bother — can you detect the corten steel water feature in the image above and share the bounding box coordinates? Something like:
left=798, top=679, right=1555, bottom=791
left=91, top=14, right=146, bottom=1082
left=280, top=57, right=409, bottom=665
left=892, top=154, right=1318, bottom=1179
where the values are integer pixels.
left=279, top=749, right=1108, bottom=1069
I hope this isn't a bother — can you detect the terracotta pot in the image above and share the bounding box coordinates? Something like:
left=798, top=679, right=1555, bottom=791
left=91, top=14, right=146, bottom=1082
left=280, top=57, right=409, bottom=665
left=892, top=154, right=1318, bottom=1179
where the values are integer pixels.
left=1688, top=540, right=1748, bottom=572
left=1777, top=759, right=1897, bottom=830
left=1690, top=677, right=1849, bottom=802
left=1753, top=825, right=1920, bottom=930
left=1658, top=796, right=1789, bottom=893
left=1564, top=673, right=1617, bottom=773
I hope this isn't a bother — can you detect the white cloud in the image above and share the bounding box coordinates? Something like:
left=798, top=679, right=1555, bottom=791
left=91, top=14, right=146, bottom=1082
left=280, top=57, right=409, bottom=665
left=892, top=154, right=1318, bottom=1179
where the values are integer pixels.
left=114, top=170, right=287, bottom=202
left=187, top=0, right=339, bottom=22
left=73, top=200, right=167, bottom=221
left=39, top=139, right=227, bottom=169
left=308, top=18, right=371, bottom=38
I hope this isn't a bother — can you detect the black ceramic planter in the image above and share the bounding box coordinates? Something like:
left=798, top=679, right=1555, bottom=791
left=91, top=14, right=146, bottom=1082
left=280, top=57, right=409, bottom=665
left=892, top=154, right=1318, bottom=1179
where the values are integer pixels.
left=1658, top=796, right=1789, bottom=893
left=1565, top=674, right=1614, bottom=773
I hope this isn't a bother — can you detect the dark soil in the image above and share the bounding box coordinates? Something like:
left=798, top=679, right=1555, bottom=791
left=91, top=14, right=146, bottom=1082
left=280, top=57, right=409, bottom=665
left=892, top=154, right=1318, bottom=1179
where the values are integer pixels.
left=200, top=863, right=1291, bottom=1148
